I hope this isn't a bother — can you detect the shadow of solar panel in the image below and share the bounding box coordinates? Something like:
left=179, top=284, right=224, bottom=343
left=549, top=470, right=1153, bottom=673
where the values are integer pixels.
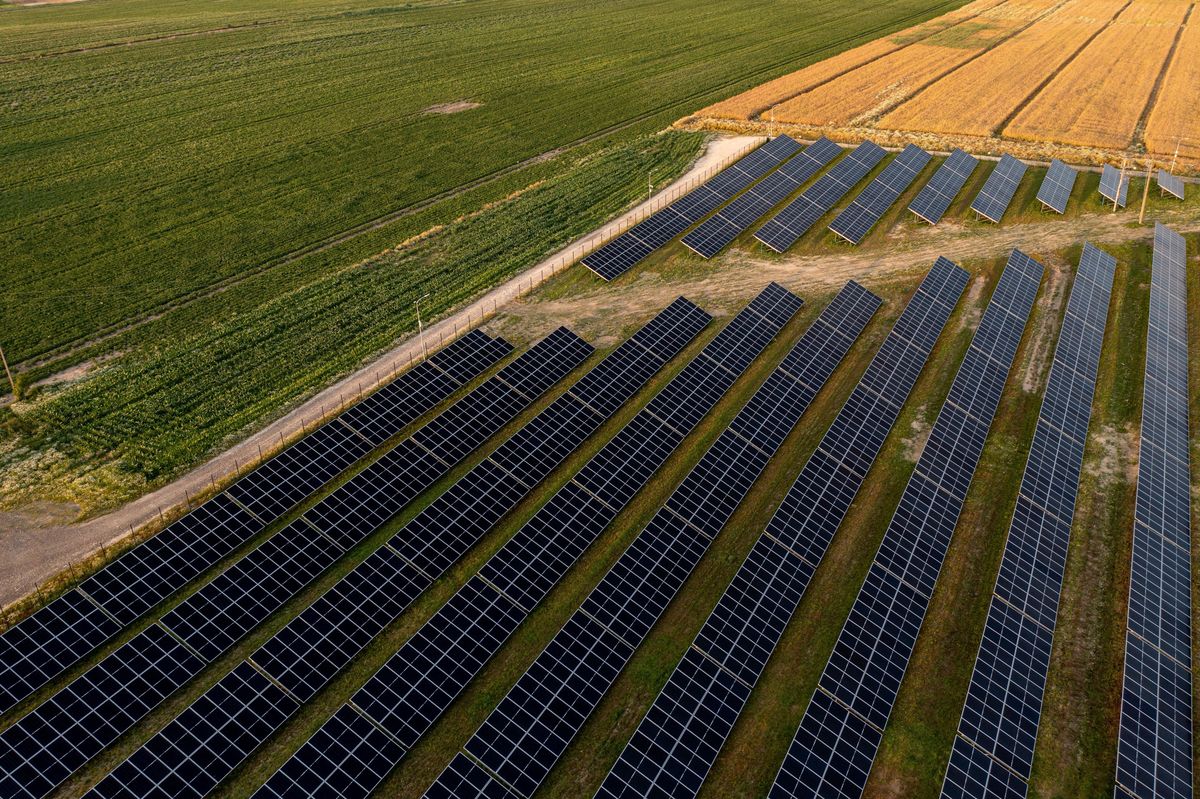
left=581, top=137, right=803, bottom=279
left=507, top=281, right=923, bottom=799
left=681, top=138, right=842, bottom=258
left=971, top=155, right=1028, bottom=223
left=1035, top=159, right=1076, bottom=214
left=770, top=251, right=1042, bottom=799
left=909, top=149, right=978, bottom=224
left=829, top=144, right=932, bottom=244
left=1157, top=169, right=1185, bottom=200
left=754, top=141, right=886, bottom=252
left=1099, top=163, right=1129, bottom=207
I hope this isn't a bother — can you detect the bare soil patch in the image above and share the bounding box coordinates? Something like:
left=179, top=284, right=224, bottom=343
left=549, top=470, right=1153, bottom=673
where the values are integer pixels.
left=423, top=100, right=482, bottom=115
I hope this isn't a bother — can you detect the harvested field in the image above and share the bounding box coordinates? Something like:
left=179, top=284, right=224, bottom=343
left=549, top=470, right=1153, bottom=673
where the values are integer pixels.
left=1004, top=1, right=1190, bottom=149
left=1143, top=8, right=1200, bottom=159
left=881, top=0, right=1126, bottom=136
left=690, top=0, right=1200, bottom=168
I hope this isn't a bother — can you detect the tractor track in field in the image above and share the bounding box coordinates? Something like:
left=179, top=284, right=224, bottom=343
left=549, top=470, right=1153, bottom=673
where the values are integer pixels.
left=17, top=0, right=965, bottom=376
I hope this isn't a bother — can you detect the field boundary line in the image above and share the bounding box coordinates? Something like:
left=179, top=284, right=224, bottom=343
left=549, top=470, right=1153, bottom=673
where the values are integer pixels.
left=1130, top=2, right=1195, bottom=152
left=0, top=20, right=283, bottom=64
left=993, top=0, right=1133, bottom=137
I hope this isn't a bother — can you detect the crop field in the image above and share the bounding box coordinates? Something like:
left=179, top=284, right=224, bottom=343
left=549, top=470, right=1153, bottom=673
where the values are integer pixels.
left=691, top=0, right=1200, bottom=169
left=0, top=0, right=965, bottom=516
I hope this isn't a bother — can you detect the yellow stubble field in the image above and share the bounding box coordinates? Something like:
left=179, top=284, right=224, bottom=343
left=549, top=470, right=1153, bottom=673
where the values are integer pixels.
left=1143, top=10, right=1200, bottom=159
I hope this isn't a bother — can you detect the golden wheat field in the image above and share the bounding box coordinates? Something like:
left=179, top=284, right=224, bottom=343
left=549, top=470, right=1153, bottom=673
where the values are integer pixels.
left=690, top=0, right=1200, bottom=167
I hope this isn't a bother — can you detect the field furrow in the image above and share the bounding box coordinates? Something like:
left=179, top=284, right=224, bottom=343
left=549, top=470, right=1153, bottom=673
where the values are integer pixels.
left=880, top=0, right=1128, bottom=136
left=1003, top=1, right=1190, bottom=149
left=1143, top=6, right=1200, bottom=158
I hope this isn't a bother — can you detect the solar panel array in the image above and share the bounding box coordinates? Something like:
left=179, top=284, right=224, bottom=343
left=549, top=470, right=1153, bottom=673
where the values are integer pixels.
left=82, top=300, right=710, bottom=799
left=1035, top=158, right=1077, bottom=214
left=768, top=250, right=1043, bottom=799
left=427, top=280, right=885, bottom=799
left=941, top=244, right=1116, bottom=799
left=593, top=259, right=968, bottom=799
left=252, top=285, right=808, bottom=799
left=828, top=144, right=932, bottom=244
left=0, top=330, right=510, bottom=719
left=0, top=330, right=594, bottom=799
left=1157, top=169, right=1185, bottom=200
left=580, top=136, right=803, bottom=280
left=909, top=149, right=978, bottom=224
left=971, top=155, right=1028, bottom=223
left=755, top=141, right=887, bottom=252
left=1113, top=224, right=1192, bottom=799
left=680, top=138, right=843, bottom=258
left=1099, top=164, right=1129, bottom=208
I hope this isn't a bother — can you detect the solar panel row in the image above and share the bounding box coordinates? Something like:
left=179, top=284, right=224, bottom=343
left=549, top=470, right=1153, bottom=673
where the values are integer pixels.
left=1035, top=159, right=1077, bottom=214
left=769, top=250, right=1043, bottom=799
left=909, top=149, right=978, bottom=224
left=428, top=280, right=884, bottom=799
left=680, top=138, right=843, bottom=258
left=251, top=284, right=807, bottom=799
left=829, top=144, right=932, bottom=244
left=941, top=244, right=1116, bottom=799
left=0, top=330, right=593, bottom=799
left=593, top=259, right=968, bottom=799
left=1113, top=224, right=1192, bottom=799
left=755, top=141, right=888, bottom=252
left=81, top=300, right=712, bottom=799
left=0, top=330, right=510, bottom=718
left=1157, top=170, right=1185, bottom=201
left=581, top=136, right=803, bottom=280
left=1099, top=164, right=1129, bottom=208
left=971, top=155, right=1028, bottom=223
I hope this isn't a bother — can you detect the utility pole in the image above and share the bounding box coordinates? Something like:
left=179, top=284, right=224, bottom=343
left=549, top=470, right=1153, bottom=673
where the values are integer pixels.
left=1114, top=157, right=1126, bottom=213
left=0, top=342, right=15, bottom=398
left=1139, top=159, right=1153, bottom=225
left=648, top=171, right=653, bottom=202
left=415, top=292, right=431, bottom=362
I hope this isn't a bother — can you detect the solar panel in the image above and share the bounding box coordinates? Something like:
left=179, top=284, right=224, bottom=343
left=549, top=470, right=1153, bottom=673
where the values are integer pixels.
left=681, top=137, right=842, bottom=258
left=592, top=261, right=967, bottom=799
left=1099, top=163, right=1129, bottom=207
left=581, top=136, right=803, bottom=280
left=0, top=625, right=205, bottom=799
left=1113, top=223, right=1192, bottom=799
left=755, top=141, right=887, bottom=252
left=768, top=250, right=1042, bottom=799
left=0, top=331, right=511, bottom=717
left=1157, top=169, right=1185, bottom=200
left=829, top=144, right=932, bottom=244
left=909, top=149, right=979, bottom=224
left=971, top=155, right=1028, bottom=222
left=249, top=286, right=802, bottom=796
left=427, top=276, right=877, bottom=797
left=940, top=244, right=1115, bottom=797
left=87, top=300, right=711, bottom=799
left=1035, top=158, right=1077, bottom=214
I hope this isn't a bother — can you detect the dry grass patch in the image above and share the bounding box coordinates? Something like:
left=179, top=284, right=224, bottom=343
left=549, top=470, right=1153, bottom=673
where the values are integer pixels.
left=1004, top=1, right=1189, bottom=149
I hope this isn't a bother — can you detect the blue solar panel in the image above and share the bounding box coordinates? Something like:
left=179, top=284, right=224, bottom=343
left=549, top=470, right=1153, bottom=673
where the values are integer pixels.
left=768, top=250, right=1042, bottom=799
left=1035, top=159, right=1077, bottom=214
left=755, top=141, right=887, bottom=252
left=581, top=137, right=803, bottom=280
left=971, top=155, right=1028, bottom=223
left=1099, top=163, right=1129, bottom=207
left=1113, top=223, right=1192, bottom=799
left=681, top=138, right=843, bottom=258
left=413, top=282, right=878, bottom=799
left=1157, top=169, right=1185, bottom=200
left=909, top=149, right=978, bottom=224
left=828, top=144, right=932, bottom=244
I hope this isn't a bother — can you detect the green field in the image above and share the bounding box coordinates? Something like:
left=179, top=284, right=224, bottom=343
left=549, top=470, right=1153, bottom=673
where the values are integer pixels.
left=0, top=0, right=963, bottom=514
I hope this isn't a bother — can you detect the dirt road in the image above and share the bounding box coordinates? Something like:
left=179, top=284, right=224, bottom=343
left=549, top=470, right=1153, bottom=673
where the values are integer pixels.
left=0, top=135, right=762, bottom=612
